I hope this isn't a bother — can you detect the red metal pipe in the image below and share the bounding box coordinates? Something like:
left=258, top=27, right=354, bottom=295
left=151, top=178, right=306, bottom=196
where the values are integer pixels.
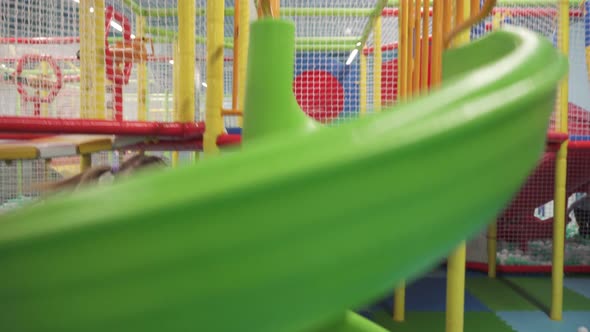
left=547, top=131, right=569, bottom=144
left=382, top=8, right=433, bottom=17
left=151, top=56, right=235, bottom=62
left=1, top=56, right=232, bottom=64
left=493, top=7, right=583, bottom=18
left=466, top=262, right=590, bottom=274
left=0, top=133, right=240, bottom=152
left=380, top=7, right=583, bottom=17
left=569, top=140, right=590, bottom=150
left=217, top=133, right=242, bottom=146
left=0, top=37, right=80, bottom=45
left=0, top=56, right=79, bottom=63
left=125, top=134, right=242, bottom=151
left=0, top=116, right=205, bottom=138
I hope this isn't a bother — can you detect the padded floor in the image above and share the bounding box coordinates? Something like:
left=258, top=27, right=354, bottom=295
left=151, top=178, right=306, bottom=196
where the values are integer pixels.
left=361, top=269, right=590, bottom=332
left=370, top=311, right=515, bottom=332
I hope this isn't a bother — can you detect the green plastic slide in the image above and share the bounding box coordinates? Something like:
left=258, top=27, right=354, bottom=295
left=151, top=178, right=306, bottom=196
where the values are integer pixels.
left=0, top=20, right=566, bottom=332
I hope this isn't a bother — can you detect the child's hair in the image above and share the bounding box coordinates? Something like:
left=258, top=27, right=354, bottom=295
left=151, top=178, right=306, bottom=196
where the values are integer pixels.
left=37, top=152, right=166, bottom=193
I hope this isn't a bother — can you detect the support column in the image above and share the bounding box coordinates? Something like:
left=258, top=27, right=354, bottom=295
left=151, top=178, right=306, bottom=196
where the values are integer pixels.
left=136, top=15, right=148, bottom=121
left=550, top=0, right=570, bottom=321
left=79, top=0, right=106, bottom=120
left=446, top=0, right=470, bottom=331
left=204, top=0, right=224, bottom=156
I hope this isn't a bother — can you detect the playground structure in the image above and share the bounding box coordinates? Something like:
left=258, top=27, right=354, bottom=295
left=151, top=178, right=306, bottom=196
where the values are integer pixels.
left=0, top=0, right=584, bottom=332
left=462, top=1, right=590, bottom=274
left=0, top=0, right=242, bottom=203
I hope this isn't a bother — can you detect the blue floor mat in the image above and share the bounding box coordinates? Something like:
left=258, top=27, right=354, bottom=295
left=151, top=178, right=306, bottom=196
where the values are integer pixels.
left=565, top=278, right=590, bottom=300
left=378, top=277, right=490, bottom=312
left=496, top=311, right=590, bottom=332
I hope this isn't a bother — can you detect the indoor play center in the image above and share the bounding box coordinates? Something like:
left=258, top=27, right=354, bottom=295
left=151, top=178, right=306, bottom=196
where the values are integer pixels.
left=0, top=0, right=588, bottom=332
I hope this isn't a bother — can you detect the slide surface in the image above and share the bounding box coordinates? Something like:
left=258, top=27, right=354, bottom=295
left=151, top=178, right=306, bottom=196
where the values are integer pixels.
left=0, top=21, right=567, bottom=332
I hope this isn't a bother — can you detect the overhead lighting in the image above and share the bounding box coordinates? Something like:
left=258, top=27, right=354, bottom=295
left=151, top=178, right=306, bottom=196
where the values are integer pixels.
left=169, top=60, right=174, bottom=65
left=110, top=21, right=123, bottom=32
left=356, top=42, right=362, bottom=47
left=72, top=0, right=79, bottom=3
left=202, top=82, right=208, bottom=88
left=130, top=34, right=136, bottom=39
left=346, top=49, right=359, bottom=66
left=89, top=7, right=94, bottom=13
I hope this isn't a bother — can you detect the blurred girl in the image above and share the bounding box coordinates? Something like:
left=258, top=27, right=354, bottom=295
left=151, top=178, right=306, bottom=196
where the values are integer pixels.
left=38, top=152, right=166, bottom=193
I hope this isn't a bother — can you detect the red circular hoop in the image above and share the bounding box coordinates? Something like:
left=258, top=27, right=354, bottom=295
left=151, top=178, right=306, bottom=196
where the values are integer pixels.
left=104, top=6, right=133, bottom=85
left=15, top=54, right=63, bottom=104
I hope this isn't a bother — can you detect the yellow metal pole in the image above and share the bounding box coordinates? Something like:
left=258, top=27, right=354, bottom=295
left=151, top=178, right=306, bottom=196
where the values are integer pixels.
left=443, top=0, right=453, bottom=40
left=80, top=0, right=105, bottom=119
left=232, top=0, right=240, bottom=118
left=413, top=0, right=422, bottom=94
left=484, top=11, right=502, bottom=280
left=80, top=154, right=92, bottom=171
left=360, top=51, right=367, bottom=116
left=393, top=1, right=410, bottom=321
left=172, top=40, right=180, bottom=167
left=407, top=0, right=415, bottom=96
left=453, top=0, right=470, bottom=44
left=92, top=0, right=106, bottom=119
left=79, top=0, right=105, bottom=170
left=137, top=15, right=148, bottom=121
left=177, top=0, right=196, bottom=124
left=444, top=0, right=496, bottom=48
left=230, top=0, right=244, bottom=131
left=487, top=222, right=497, bottom=278
left=446, top=243, right=467, bottom=332
left=176, top=0, right=196, bottom=164
left=551, top=0, right=570, bottom=320
left=171, top=151, right=179, bottom=167
left=204, top=0, right=225, bottom=156
left=405, top=0, right=410, bottom=95
left=432, top=0, right=444, bottom=85
left=470, top=0, right=479, bottom=16
left=271, top=0, right=281, bottom=17
left=399, top=0, right=409, bottom=99
left=393, top=281, right=406, bottom=322
left=446, top=1, right=470, bottom=332
left=173, top=40, right=179, bottom=115
left=421, top=0, right=430, bottom=91
left=257, top=0, right=280, bottom=18
left=456, top=0, right=465, bottom=26
left=79, top=0, right=89, bottom=118
left=454, top=0, right=471, bottom=45
left=492, top=12, right=502, bottom=30
left=237, top=0, right=250, bottom=127
left=552, top=143, right=567, bottom=320
left=373, top=15, right=382, bottom=112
